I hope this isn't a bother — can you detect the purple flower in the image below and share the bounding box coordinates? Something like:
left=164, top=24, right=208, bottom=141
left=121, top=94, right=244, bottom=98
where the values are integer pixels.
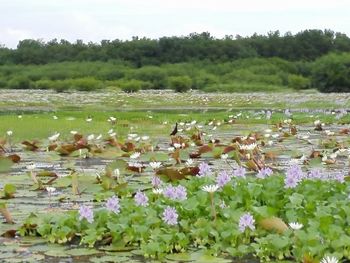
left=216, top=170, right=231, bottom=187
left=79, top=205, right=94, bottom=223
left=163, top=186, right=177, bottom=199
left=233, top=167, right=246, bottom=178
left=174, top=185, right=187, bottom=200
left=333, top=172, right=345, bottom=183
left=134, top=190, right=149, bottom=207
left=284, top=175, right=300, bottom=189
left=105, top=196, right=120, bottom=214
left=197, top=162, right=211, bottom=177
left=286, top=164, right=304, bottom=180
left=284, top=164, right=304, bottom=189
left=256, top=167, right=273, bottom=179
left=219, top=200, right=227, bottom=209
left=151, top=176, right=162, bottom=187
left=239, top=212, right=255, bottom=232
left=163, top=185, right=187, bottom=201
left=162, top=206, right=178, bottom=225
left=266, top=110, right=272, bottom=120
left=307, top=169, right=322, bottom=179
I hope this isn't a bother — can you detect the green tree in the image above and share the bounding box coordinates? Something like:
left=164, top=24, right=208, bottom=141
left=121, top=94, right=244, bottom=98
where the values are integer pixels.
left=312, top=52, right=350, bottom=92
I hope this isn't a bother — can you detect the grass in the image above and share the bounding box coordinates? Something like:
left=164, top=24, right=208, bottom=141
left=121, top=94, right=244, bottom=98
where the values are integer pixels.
left=1, top=110, right=349, bottom=142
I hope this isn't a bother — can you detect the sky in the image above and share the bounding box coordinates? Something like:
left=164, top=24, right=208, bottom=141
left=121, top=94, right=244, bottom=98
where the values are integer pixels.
left=1, top=0, right=350, bottom=48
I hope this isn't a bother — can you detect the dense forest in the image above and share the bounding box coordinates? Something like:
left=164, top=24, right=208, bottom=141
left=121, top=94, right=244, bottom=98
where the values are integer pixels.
left=0, top=29, right=349, bottom=92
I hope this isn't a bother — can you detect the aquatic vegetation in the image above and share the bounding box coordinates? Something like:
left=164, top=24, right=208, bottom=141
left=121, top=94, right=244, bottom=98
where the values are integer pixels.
left=1, top=91, right=350, bottom=262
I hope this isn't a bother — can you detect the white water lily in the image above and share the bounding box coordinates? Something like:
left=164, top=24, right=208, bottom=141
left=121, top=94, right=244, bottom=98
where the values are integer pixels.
left=46, top=187, right=56, bottom=193
left=48, top=133, right=60, bottom=141
left=152, top=188, right=163, bottom=195
left=149, top=161, right=161, bottom=169
left=202, top=184, right=219, bottom=193
left=173, top=143, right=181, bottom=149
left=314, top=120, right=321, bottom=126
left=320, top=256, right=338, bottom=263
left=289, top=222, right=303, bottom=230
left=325, top=130, right=335, bottom=136
left=53, top=115, right=58, bottom=120
left=26, top=163, right=36, bottom=171
left=130, top=152, right=141, bottom=159
left=239, top=143, right=257, bottom=151
left=185, top=159, right=194, bottom=166
left=167, top=147, right=175, bottom=152
left=6, top=130, right=13, bottom=136
left=87, top=134, right=95, bottom=141
left=221, top=154, right=228, bottom=160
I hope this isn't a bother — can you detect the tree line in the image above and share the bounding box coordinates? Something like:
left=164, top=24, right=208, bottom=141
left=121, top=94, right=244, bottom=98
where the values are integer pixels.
left=1, top=29, right=350, bottom=66
left=0, top=29, right=349, bottom=92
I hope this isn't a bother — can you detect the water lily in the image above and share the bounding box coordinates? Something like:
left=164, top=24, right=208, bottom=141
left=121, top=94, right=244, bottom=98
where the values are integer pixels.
left=289, top=222, right=303, bottom=230
left=48, top=132, right=60, bottom=142
left=130, top=152, right=141, bottom=159
left=320, top=256, right=338, bottom=263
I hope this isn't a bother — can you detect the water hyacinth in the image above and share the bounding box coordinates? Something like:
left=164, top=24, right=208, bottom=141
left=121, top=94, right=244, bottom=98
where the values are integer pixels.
left=256, top=167, right=273, bottom=179
left=197, top=162, right=211, bottom=177
left=216, top=171, right=231, bottom=187
left=284, top=164, right=304, bottom=189
left=105, top=196, right=121, bottom=214
left=163, top=185, right=187, bottom=201
left=286, top=164, right=304, bottom=180
left=162, top=206, right=178, bottom=225
left=134, top=190, right=149, bottom=207
left=151, top=176, right=162, bottom=188
left=307, top=169, right=322, bottom=179
left=233, top=166, right=246, bottom=178
left=239, top=212, right=255, bottom=232
left=79, top=205, right=94, bottom=223
left=333, top=172, right=345, bottom=183
left=284, top=175, right=300, bottom=189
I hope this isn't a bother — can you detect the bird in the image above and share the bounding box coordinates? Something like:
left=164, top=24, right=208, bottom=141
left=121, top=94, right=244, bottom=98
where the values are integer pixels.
left=170, top=122, right=178, bottom=136
left=86, top=115, right=93, bottom=122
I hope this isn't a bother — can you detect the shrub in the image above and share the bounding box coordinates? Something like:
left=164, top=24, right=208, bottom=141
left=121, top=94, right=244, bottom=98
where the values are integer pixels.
left=68, top=77, right=103, bottom=91
left=0, top=78, right=7, bottom=88
left=169, top=76, right=192, bottom=92
left=288, top=75, right=310, bottom=90
left=312, top=52, right=350, bottom=92
left=8, top=76, right=33, bottom=89
left=34, top=79, right=55, bottom=89
left=119, top=80, right=144, bottom=93
left=193, top=72, right=219, bottom=89
left=130, top=66, right=168, bottom=89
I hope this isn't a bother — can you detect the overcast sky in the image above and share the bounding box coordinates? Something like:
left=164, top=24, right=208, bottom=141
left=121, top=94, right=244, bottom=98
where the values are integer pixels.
left=1, top=0, right=350, bottom=48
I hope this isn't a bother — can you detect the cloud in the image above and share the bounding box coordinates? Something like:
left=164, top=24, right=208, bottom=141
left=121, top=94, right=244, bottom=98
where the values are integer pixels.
left=0, top=0, right=350, bottom=47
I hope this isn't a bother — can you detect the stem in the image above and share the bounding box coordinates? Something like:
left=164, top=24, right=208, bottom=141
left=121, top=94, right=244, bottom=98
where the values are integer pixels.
left=30, top=171, right=39, bottom=185
left=210, top=192, right=216, bottom=222
left=0, top=207, right=14, bottom=224
left=8, top=137, right=12, bottom=152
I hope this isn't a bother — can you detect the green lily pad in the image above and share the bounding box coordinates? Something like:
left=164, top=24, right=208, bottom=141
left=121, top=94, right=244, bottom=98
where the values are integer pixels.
left=90, top=255, right=130, bottom=263
left=66, top=247, right=102, bottom=256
